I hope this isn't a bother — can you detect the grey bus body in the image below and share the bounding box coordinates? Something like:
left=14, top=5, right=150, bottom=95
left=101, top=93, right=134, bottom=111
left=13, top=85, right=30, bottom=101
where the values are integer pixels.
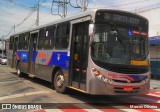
left=8, top=9, right=150, bottom=95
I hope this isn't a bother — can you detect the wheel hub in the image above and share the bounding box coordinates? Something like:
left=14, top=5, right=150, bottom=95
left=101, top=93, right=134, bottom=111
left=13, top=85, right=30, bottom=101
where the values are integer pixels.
left=17, top=68, right=20, bottom=75
left=56, top=75, right=64, bottom=88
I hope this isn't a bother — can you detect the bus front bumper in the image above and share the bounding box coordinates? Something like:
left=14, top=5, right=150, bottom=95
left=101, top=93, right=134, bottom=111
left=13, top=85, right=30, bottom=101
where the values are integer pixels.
left=89, top=77, right=150, bottom=95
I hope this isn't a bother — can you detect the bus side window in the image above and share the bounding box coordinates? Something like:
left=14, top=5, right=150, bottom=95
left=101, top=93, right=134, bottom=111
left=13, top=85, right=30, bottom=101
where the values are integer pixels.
left=38, top=28, right=45, bottom=50
left=18, top=34, right=25, bottom=50
left=24, top=32, right=29, bottom=50
left=43, top=25, right=55, bottom=50
left=55, top=22, right=70, bottom=49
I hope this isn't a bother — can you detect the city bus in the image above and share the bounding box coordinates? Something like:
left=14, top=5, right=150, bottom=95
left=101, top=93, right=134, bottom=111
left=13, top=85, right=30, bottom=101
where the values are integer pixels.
left=8, top=9, right=150, bottom=95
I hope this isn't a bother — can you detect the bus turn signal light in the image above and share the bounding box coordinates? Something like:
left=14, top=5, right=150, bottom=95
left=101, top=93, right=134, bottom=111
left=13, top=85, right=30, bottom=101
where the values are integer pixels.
left=92, top=68, right=100, bottom=76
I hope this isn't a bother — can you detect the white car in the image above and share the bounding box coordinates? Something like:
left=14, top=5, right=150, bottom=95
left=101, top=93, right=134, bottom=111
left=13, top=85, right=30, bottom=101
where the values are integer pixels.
left=0, top=56, right=7, bottom=65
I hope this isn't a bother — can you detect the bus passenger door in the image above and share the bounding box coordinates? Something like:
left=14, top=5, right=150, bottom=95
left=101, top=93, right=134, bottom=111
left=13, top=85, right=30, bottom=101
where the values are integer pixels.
left=70, top=22, right=89, bottom=91
left=12, top=36, right=18, bottom=68
left=28, top=32, right=38, bottom=75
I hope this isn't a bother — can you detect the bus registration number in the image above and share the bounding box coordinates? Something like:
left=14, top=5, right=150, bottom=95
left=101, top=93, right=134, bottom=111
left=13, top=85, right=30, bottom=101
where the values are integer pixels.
left=123, top=86, right=133, bottom=92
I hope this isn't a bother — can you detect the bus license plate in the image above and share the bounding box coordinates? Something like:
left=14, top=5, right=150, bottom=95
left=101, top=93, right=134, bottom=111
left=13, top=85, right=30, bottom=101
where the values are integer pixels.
left=123, top=86, right=133, bottom=92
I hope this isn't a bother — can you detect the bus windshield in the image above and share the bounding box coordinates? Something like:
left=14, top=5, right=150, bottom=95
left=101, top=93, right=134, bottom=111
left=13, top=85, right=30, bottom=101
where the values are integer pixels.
left=91, top=24, right=148, bottom=65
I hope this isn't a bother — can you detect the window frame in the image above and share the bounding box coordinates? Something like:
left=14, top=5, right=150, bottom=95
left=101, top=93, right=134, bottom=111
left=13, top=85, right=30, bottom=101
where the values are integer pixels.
left=55, top=22, right=70, bottom=49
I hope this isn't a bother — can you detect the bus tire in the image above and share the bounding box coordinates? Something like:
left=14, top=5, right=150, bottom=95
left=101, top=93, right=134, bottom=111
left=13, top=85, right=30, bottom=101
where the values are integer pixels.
left=54, top=69, right=67, bottom=93
left=17, top=62, right=23, bottom=77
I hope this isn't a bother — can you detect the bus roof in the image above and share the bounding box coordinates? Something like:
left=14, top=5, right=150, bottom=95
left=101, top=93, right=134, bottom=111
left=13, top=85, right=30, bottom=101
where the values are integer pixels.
left=10, top=8, right=148, bottom=37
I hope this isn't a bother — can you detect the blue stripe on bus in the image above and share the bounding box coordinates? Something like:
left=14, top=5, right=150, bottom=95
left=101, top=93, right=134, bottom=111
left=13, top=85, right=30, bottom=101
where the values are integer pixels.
left=17, top=51, right=70, bottom=69
left=48, top=52, right=70, bottom=69
left=16, top=51, right=29, bottom=62
left=32, top=51, right=38, bottom=62
left=129, top=75, right=148, bottom=81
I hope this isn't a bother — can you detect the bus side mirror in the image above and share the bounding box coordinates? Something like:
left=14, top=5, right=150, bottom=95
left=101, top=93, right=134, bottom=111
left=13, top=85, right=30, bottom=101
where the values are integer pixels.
left=89, top=24, right=94, bottom=46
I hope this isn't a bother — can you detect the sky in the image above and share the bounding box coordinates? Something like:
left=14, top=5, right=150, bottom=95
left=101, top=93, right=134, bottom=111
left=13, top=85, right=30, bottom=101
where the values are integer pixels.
left=0, top=0, right=160, bottom=39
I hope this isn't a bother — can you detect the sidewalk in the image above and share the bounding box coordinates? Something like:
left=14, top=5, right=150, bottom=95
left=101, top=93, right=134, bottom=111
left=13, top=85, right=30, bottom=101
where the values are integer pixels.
left=150, top=79, right=160, bottom=91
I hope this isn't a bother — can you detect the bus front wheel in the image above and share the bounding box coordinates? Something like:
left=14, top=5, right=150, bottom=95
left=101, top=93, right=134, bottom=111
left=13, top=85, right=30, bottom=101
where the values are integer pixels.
left=54, top=70, right=67, bottom=93
left=17, top=63, right=22, bottom=77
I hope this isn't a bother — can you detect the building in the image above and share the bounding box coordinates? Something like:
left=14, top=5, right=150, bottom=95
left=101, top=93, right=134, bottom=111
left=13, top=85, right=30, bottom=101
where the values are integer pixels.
left=149, top=36, right=160, bottom=80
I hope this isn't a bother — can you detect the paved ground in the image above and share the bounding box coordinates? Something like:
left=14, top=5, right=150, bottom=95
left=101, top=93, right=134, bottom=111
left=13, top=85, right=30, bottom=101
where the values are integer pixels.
left=0, top=64, right=160, bottom=112
left=150, top=79, right=160, bottom=90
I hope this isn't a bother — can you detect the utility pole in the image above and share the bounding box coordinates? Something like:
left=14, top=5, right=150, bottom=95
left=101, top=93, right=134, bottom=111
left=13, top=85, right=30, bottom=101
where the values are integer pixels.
left=82, top=0, right=87, bottom=12
left=62, top=0, right=66, bottom=18
left=13, top=24, right=15, bottom=34
left=51, top=0, right=88, bottom=18
left=0, top=28, right=4, bottom=57
left=36, top=0, right=40, bottom=26
left=2, top=35, right=4, bottom=57
left=51, top=0, right=69, bottom=18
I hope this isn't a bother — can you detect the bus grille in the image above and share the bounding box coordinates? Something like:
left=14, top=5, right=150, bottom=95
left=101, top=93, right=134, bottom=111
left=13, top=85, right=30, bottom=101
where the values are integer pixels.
left=114, top=87, right=140, bottom=93
left=107, top=66, right=149, bottom=74
left=112, top=79, right=142, bottom=83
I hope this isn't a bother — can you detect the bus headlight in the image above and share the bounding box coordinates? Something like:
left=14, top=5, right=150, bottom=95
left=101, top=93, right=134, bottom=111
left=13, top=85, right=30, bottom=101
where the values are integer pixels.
left=92, top=68, right=112, bottom=84
left=101, top=75, right=105, bottom=81
left=142, top=77, right=149, bottom=84
left=98, top=75, right=112, bottom=84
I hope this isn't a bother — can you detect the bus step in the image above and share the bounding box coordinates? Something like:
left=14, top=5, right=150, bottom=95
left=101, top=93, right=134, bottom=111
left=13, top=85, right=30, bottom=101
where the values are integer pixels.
left=28, top=74, right=35, bottom=78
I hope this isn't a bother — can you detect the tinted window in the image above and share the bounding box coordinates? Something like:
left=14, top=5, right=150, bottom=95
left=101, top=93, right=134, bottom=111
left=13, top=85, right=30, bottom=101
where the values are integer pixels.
left=14, top=36, right=19, bottom=51
left=18, top=33, right=29, bottom=50
left=38, top=28, right=45, bottom=49
left=18, top=34, right=24, bottom=50
left=55, top=22, right=70, bottom=49
left=38, top=26, right=55, bottom=50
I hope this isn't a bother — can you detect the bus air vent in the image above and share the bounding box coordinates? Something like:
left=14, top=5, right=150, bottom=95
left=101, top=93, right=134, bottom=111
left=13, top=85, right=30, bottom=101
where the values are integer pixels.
left=107, top=66, right=149, bottom=74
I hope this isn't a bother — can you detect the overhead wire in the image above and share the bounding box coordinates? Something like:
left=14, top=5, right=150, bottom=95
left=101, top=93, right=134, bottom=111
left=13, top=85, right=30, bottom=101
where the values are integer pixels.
left=4, top=0, right=48, bottom=37
left=132, top=2, right=160, bottom=13
left=107, top=0, right=151, bottom=8
left=69, top=0, right=88, bottom=9
left=4, top=0, right=157, bottom=38
left=87, top=0, right=152, bottom=9
left=1, top=0, right=36, bottom=9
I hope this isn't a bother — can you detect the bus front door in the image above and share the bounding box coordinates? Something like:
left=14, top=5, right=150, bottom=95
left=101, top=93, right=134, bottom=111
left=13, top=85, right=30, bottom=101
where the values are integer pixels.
left=70, top=22, right=89, bottom=91
left=12, top=36, right=18, bottom=68
left=28, top=33, right=38, bottom=75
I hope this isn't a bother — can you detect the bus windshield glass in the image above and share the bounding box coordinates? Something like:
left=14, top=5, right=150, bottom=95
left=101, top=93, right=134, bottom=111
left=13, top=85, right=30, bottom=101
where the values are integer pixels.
left=91, top=24, right=148, bottom=65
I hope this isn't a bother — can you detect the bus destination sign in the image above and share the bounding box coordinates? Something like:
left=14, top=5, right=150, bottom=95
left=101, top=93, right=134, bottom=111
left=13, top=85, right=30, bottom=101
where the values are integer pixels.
left=95, top=11, right=145, bottom=25
left=104, top=13, right=140, bottom=25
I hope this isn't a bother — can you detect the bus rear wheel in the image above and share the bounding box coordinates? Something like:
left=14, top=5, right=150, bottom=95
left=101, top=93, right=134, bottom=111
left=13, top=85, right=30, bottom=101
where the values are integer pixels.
left=54, top=70, right=67, bottom=93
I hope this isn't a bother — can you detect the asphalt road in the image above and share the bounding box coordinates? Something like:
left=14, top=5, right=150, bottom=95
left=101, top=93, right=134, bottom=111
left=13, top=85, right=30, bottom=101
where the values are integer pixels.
left=0, top=64, right=160, bottom=112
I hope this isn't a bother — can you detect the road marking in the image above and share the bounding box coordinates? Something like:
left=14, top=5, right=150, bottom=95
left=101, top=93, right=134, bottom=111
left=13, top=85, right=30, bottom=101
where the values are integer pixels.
left=30, top=109, right=63, bottom=112
left=0, top=91, right=51, bottom=101
left=150, top=92, right=160, bottom=95
left=154, top=109, right=160, bottom=111
left=133, top=96, right=158, bottom=102
left=148, top=93, right=160, bottom=98
left=76, top=103, right=141, bottom=112
left=42, top=109, right=63, bottom=112
left=0, top=73, right=11, bottom=75
left=0, top=80, right=21, bottom=83
left=74, top=104, right=103, bottom=112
